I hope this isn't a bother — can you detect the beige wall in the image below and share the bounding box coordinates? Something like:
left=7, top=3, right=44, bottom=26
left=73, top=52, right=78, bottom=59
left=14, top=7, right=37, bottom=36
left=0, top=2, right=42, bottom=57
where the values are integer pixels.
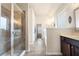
left=47, top=28, right=61, bottom=55
left=35, top=16, right=54, bottom=28
left=47, top=28, right=74, bottom=55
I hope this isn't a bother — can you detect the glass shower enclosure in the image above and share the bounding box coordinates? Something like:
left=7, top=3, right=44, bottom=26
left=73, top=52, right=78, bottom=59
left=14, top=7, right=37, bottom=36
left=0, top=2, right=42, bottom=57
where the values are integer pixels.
left=0, top=3, right=25, bottom=56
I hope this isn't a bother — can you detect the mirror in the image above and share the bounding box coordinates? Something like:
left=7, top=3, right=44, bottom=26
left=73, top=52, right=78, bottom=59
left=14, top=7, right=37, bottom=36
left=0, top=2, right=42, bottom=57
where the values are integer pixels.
left=74, top=7, right=79, bottom=31
left=68, top=16, right=72, bottom=24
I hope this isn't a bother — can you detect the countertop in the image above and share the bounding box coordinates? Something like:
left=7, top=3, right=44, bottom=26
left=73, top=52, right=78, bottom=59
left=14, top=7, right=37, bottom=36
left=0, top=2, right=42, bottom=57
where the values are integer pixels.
left=60, top=32, right=79, bottom=41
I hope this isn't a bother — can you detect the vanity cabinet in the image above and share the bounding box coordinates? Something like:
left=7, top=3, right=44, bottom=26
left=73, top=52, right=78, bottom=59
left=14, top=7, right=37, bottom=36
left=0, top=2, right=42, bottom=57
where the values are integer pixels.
left=60, top=36, right=79, bottom=56
left=61, top=36, right=71, bottom=56
left=72, top=46, right=79, bottom=56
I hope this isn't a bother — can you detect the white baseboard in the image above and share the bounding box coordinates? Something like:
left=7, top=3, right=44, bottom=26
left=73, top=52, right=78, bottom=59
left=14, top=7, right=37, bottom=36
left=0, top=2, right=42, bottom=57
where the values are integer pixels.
left=46, top=52, right=62, bottom=56
left=20, top=48, right=31, bottom=56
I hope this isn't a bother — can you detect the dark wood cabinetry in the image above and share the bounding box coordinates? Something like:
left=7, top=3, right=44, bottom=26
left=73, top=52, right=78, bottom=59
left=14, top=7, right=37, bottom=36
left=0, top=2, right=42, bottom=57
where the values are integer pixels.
left=61, top=36, right=71, bottom=56
left=61, top=41, right=71, bottom=56
left=61, top=36, right=79, bottom=56
left=74, top=46, right=79, bottom=55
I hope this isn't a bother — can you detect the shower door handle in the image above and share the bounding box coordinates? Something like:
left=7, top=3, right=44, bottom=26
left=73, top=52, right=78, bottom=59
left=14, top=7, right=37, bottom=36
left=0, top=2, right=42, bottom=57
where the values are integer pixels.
left=12, top=31, right=16, bottom=36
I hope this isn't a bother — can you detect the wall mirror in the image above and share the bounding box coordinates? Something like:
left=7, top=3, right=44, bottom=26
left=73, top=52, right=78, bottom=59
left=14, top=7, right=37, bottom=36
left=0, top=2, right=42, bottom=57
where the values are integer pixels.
left=68, top=16, right=72, bottom=24
left=74, top=7, right=79, bottom=31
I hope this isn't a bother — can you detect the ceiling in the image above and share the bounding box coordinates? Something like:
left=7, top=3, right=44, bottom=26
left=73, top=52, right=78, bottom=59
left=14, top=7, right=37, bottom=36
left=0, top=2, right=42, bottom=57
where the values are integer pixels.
left=17, top=3, right=28, bottom=10
left=17, top=3, right=63, bottom=18
left=1, top=3, right=11, bottom=11
left=30, top=3, right=63, bottom=17
left=1, top=3, right=63, bottom=18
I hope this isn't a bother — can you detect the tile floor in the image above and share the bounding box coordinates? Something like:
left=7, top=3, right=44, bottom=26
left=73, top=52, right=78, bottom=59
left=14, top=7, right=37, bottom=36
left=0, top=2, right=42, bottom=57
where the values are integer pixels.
left=24, top=38, right=46, bottom=56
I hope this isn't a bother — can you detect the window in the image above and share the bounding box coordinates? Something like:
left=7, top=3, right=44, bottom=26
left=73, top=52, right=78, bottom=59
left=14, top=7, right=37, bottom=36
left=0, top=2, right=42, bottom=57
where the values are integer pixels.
left=0, top=17, right=7, bottom=30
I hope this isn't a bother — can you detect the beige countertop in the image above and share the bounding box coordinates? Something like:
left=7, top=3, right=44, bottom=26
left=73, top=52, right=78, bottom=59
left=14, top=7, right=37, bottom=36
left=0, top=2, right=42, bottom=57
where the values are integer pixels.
left=60, top=32, right=79, bottom=41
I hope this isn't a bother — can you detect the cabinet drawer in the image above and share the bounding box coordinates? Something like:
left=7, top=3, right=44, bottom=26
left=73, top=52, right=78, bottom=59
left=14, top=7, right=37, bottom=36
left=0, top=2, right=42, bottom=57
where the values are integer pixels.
left=61, top=36, right=79, bottom=47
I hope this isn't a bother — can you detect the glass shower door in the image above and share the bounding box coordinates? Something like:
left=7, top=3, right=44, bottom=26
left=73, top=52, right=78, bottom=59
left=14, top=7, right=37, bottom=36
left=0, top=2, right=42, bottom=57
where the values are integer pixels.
left=13, top=4, right=24, bottom=56
left=0, top=3, right=11, bottom=56
left=0, top=3, right=25, bottom=56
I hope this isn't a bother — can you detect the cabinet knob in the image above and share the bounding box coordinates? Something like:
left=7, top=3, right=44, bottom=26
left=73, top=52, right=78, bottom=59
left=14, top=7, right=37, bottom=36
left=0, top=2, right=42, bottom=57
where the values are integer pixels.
left=71, top=46, right=73, bottom=48
left=68, top=45, right=70, bottom=47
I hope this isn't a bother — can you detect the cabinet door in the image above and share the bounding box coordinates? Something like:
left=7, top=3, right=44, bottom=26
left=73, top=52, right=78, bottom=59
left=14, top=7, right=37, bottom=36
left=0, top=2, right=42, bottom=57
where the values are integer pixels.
left=62, top=42, right=71, bottom=56
left=74, top=46, right=79, bottom=56
left=70, top=45, right=75, bottom=56
left=70, top=44, right=79, bottom=56
left=61, top=36, right=71, bottom=56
